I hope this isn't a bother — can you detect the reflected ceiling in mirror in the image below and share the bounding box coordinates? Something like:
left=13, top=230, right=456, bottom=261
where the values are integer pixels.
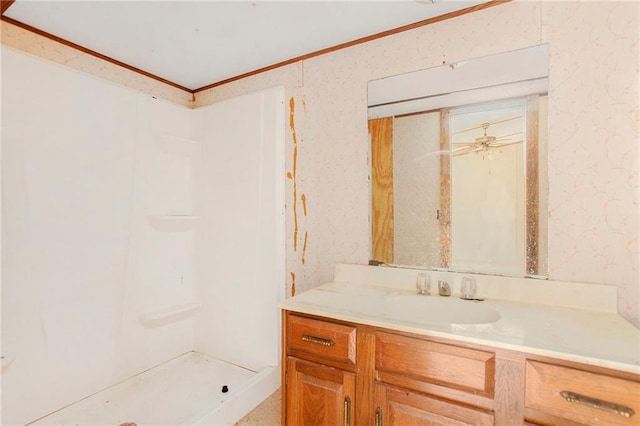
left=368, top=45, right=549, bottom=278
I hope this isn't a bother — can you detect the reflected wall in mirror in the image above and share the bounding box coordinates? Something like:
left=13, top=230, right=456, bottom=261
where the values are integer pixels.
left=368, top=45, right=549, bottom=278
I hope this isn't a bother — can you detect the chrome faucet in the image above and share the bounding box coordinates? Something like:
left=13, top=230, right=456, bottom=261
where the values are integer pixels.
left=438, top=280, right=451, bottom=297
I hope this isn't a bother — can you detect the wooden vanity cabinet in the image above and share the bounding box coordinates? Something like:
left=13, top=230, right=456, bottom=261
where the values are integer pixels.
left=282, top=311, right=640, bottom=426
left=283, top=312, right=497, bottom=425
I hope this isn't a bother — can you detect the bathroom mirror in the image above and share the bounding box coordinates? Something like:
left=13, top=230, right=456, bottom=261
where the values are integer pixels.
left=368, top=45, right=549, bottom=277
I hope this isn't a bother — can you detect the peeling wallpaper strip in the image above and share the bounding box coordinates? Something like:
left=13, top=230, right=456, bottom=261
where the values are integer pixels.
left=290, top=272, right=296, bottom=298
left=287, top=96, right=309, bottom=296
left=288, top=98, right=298, bottom=296
left=302, top=232, right=308, bottom=265
left=288, top=97, right=299, bottom=252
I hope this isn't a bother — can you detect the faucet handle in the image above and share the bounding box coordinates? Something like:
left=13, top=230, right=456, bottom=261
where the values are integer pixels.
left=438, top=280, right=451, bottom=297
left=416, top=273, right=431, bottom=295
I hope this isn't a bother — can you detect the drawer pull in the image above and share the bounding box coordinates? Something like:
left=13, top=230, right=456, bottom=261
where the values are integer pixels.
left=302, top=334, right=335, bottom=347
left=344, top=396, right=351, bottom=426
left=375, top=407, right=382, bottom=426
left=560, top=390, right=635, bottom=418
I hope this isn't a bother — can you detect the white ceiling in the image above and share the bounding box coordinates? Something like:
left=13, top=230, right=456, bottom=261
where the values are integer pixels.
left=4, top=0, right=487, bottom=91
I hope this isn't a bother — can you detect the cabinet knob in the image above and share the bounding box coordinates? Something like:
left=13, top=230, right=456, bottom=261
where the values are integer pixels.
left=375, top=407, right=383, bottom=426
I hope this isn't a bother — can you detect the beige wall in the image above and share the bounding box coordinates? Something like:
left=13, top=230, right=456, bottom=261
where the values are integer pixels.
left=3, top=1, right=639, bottom=326
left=197, top=1, right=640, bottom=326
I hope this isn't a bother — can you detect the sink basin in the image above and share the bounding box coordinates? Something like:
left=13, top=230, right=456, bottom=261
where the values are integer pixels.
left=383, top=295, right=500, bottom=326
left=291, top=284, right=390, bottom=316
left=286, top=284, right=500, bottom=327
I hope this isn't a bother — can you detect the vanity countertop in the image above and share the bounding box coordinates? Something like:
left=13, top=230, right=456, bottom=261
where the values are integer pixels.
left=280, top=280, right=640, bottom=374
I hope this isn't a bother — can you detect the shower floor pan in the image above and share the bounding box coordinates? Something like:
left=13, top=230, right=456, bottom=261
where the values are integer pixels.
left=30, top=352, right=279, bottom=426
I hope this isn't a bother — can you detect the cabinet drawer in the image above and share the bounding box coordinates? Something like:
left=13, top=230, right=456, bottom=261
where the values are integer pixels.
left=287, top=314, right=356, bottom=366
left=376, top=332, right=495, bottom=396
left=375, top=383, right=494, bottom=426
left=525, top=360, right=640, bottom=425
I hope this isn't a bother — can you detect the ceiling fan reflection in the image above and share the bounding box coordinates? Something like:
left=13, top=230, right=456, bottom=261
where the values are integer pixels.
left=451, top=118, right=523, bottom=159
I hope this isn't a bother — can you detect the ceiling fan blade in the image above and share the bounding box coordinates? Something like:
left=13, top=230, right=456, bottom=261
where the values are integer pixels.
left=451, top=145, right=474, bottom=153
left=452, top=146, right=478, bottom=157
left=412, top=150, right=452, bottom=162
left=491, top=140, right=523, bottom=148
left=493, top=131, right=523, bottom=140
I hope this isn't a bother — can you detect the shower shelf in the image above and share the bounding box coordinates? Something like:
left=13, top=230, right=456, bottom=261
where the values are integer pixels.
left=139, top=302, right=201, bottom=327
left=148, top=214, right=200, bottom=232
left=155, top=134, right=201, bottom=157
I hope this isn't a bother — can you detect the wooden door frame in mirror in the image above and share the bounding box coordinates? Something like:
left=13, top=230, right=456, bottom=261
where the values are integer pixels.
left=439, top=108, right=451, bottom=269
left=370, top=117, right=394, bottom=264
left=525, top=94, right=540, bottom=275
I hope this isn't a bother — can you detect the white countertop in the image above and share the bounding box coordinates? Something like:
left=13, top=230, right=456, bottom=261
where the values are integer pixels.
left=280, top=280, right=640, bottom=374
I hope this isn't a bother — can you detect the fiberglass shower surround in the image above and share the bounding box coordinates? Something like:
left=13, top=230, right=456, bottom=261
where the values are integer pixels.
left=1, top=46, right=285, bottom=425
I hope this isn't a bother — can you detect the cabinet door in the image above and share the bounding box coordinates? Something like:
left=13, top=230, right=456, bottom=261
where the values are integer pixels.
left=286, top=357, right=355, bottom=426
left=374, top=383, right=494, bottom=426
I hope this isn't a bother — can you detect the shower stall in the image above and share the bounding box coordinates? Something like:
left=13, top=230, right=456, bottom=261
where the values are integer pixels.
left=1, top=47, right=285, bottom=425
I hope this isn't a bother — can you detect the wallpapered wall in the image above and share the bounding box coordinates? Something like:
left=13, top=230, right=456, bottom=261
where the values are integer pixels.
left=3, top=1, right=639, bottom=326
left=196, top=1, right=640, bottom=327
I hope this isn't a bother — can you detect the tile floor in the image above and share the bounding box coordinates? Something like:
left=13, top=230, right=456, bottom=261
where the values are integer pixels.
left=235, top=388, right=281, bottom=426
